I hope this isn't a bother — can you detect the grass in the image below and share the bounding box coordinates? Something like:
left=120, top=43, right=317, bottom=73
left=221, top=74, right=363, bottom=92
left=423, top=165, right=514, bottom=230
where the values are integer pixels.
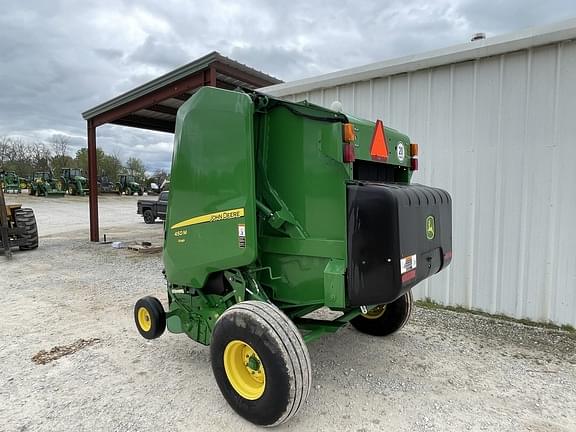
left=416, top=298, right=576, bottom=333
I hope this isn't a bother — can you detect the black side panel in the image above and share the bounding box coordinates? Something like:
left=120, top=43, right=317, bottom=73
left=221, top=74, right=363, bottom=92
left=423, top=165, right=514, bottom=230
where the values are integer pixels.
left=346, top=182, right=452, bottom=307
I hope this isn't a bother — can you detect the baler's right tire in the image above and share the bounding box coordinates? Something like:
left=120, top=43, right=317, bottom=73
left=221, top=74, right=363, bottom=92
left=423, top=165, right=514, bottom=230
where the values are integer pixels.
left=134, top=296, right=166, bottom=339
left=143, top=209, right=155, bottom=224
left=13, top=208, right=38, bottom=250
left=350, top=290, right=413, bottom=337
left=210, top=301, right=312, bottom=427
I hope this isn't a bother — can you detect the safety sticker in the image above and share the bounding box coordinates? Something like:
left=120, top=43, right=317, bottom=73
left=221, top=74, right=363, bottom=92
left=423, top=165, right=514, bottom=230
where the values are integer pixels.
left=238, top=224, right=246, bottom=248
left=400, top=254, right=417, bottom=275
left=171, top=207, right=245, bottom=229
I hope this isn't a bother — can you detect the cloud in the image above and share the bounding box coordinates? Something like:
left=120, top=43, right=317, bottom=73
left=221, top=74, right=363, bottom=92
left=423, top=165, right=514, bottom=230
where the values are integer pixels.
left=0, top=0, right=574, bottom=172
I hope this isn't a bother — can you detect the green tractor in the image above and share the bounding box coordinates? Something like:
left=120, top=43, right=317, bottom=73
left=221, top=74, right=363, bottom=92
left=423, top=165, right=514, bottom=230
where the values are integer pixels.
left=29, top=172, right=65, bottom=197
left=1, top=171, right=21, bottom=193
left=116, top=174, right=143, bottom=196
left=134, top=88, right=452, bottom=426
left=60, top=168, right=89, bottom=196
left=19, top=176, right=30, bottom=191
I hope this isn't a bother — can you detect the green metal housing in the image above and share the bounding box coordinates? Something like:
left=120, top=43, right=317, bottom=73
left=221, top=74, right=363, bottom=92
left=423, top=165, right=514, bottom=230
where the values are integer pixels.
left=163, top=87, right=429, bottom=345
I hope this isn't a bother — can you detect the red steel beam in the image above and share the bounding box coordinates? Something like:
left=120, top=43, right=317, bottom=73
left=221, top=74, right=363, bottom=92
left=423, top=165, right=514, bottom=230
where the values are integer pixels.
left=173, top=94, right=192, bottom=102
left=91, top=72, right=206, bottom=127
left=111, top=115, right=175, bottom=134
left=215, top=79, right=238, bottom=90
left=87, top=120, right=99, bottom=242
left=144, top=104, right=178, bottom=116
left=209, top=66, right=216, bottom=86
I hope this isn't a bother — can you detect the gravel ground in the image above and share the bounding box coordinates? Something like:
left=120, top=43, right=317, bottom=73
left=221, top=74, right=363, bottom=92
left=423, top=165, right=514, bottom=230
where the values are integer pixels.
left=1, top=196, right=575, bottom=431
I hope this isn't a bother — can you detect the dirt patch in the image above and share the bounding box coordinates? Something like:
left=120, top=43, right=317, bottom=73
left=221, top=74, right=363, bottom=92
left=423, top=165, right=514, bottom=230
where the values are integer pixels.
left=32, top=338, right=101, bottom=365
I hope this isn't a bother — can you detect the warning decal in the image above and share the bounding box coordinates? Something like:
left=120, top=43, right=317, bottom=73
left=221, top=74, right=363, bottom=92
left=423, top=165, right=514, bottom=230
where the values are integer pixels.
left=400, top=254, right=417, bottom=275
left=238, top=224, right=246, bottom=248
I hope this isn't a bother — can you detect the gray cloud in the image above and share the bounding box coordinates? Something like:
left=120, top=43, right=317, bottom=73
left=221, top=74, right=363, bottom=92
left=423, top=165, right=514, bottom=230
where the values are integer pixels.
left=0, top=0, right=574, bottom=172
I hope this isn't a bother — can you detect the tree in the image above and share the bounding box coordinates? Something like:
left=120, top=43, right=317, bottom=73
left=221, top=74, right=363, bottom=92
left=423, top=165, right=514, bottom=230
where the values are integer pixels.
left=50, top=134, right=70, bottom=159
left=125, top=157, right=147, bottom=184
left=149, top=168, right=169, bottom=187
left=75, top=147, right=124, bottom=182
left=50, top=135, right=72, bottom=174
left=28, top=141, right=51, bottom=173
left=101, top=154, right=123, bottom=181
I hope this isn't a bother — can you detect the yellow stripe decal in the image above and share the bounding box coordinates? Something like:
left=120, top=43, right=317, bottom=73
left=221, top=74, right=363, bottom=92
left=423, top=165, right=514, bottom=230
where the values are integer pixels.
left=171, top=208, right=245, bottom=229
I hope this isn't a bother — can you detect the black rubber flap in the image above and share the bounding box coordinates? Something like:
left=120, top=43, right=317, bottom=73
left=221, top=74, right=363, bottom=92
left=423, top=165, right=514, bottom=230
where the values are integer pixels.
left=346, top=182, right=452, bottom=307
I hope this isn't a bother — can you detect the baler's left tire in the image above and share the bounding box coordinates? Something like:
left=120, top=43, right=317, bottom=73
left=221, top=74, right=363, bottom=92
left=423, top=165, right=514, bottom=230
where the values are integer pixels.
left=134, top=296, right=166, bottom=339
left=210, top=301, right=312, bottom=427
left=350, top=290, right=413, bottom=337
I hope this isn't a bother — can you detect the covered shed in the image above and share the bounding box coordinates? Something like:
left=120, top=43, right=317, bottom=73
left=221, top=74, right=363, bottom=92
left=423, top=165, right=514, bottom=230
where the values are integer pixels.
left=82, top=51, right=281, bottom=242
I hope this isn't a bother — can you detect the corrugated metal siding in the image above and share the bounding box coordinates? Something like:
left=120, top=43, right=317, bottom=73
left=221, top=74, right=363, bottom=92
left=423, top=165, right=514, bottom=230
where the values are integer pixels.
left=284, top=40, right=576, bottom=326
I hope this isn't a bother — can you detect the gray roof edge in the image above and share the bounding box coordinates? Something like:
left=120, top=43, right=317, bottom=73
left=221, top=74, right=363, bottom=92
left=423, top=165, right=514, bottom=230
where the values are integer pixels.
left=259, top=17, right=576, bottom=97
left=82, top=51, right=282, bottom=120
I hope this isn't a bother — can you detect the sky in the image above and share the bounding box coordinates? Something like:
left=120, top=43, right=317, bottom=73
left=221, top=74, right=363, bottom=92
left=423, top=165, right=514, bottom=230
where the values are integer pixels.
left=0, top=0, right=574, bottom=172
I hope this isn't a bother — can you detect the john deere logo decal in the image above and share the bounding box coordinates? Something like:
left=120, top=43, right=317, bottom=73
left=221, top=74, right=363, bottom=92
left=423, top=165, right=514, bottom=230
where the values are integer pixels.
left=426, top=215, right=435, bottom=240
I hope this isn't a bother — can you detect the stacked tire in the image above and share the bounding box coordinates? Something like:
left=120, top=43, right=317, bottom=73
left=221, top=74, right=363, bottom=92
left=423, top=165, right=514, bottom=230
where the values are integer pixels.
left=13, top=208, right=38, bottom=250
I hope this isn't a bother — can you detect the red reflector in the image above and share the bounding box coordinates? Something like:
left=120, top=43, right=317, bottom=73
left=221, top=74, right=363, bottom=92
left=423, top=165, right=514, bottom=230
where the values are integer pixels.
left=411, top=157, right=419, bottom=171
left=343, top=143, right=356, bottom=163
left=401, top=269, right=416, bottom=283
left=370, top=120, right=388, bottom=161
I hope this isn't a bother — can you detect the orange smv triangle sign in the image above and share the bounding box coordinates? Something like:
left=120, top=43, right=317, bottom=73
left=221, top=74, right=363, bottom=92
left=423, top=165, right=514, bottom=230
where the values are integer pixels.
left=370, top=120, right=388, bottom=161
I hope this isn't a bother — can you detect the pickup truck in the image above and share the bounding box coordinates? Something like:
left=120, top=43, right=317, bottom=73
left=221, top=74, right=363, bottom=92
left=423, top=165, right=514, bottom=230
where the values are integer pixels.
left=137, top=191, right=168, bottom=224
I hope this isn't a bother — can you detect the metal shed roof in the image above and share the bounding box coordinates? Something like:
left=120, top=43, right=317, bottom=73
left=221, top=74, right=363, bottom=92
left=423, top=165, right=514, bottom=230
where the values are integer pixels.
left=260, top=18, right=576, bottom=97
left=82, top=51, right=281, bottom=242
left=82, top=51, right=282, bottom=133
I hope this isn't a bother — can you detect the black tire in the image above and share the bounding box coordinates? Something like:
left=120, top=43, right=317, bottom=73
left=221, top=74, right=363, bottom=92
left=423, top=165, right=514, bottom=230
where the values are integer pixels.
left=13, top=208, right=39, bottom=250
left=143, top=209, right=155, bottom=224
left=350, top=290, right=413, bottom=337
left=134, top=296, right=166, bottom=339
left=211, top=301, right=311, bottom=426
left=137, top=189, right=143, bottom=196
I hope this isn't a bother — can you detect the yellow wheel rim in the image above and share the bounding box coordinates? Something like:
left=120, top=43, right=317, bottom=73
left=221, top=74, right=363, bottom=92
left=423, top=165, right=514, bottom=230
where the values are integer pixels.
left=363, top=304, right=387, bottom=320
left=223, top=340, right=266, bottom=400
left=137, top=307, right=152, bottom=332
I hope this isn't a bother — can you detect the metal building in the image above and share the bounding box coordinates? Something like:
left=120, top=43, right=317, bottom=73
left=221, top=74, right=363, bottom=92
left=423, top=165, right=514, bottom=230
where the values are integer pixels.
left=261, top=19, right=576, bottom=327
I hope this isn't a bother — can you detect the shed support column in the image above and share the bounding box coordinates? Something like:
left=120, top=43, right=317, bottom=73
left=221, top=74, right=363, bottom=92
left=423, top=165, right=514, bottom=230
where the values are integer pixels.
left=209, top=66, right=216, bottom=86
left=87, top=120, right=99, bottom=242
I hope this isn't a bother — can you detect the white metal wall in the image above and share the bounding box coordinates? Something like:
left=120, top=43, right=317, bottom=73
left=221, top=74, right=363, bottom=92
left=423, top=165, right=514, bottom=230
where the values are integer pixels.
left=282, top=40, right=576, bottom=326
